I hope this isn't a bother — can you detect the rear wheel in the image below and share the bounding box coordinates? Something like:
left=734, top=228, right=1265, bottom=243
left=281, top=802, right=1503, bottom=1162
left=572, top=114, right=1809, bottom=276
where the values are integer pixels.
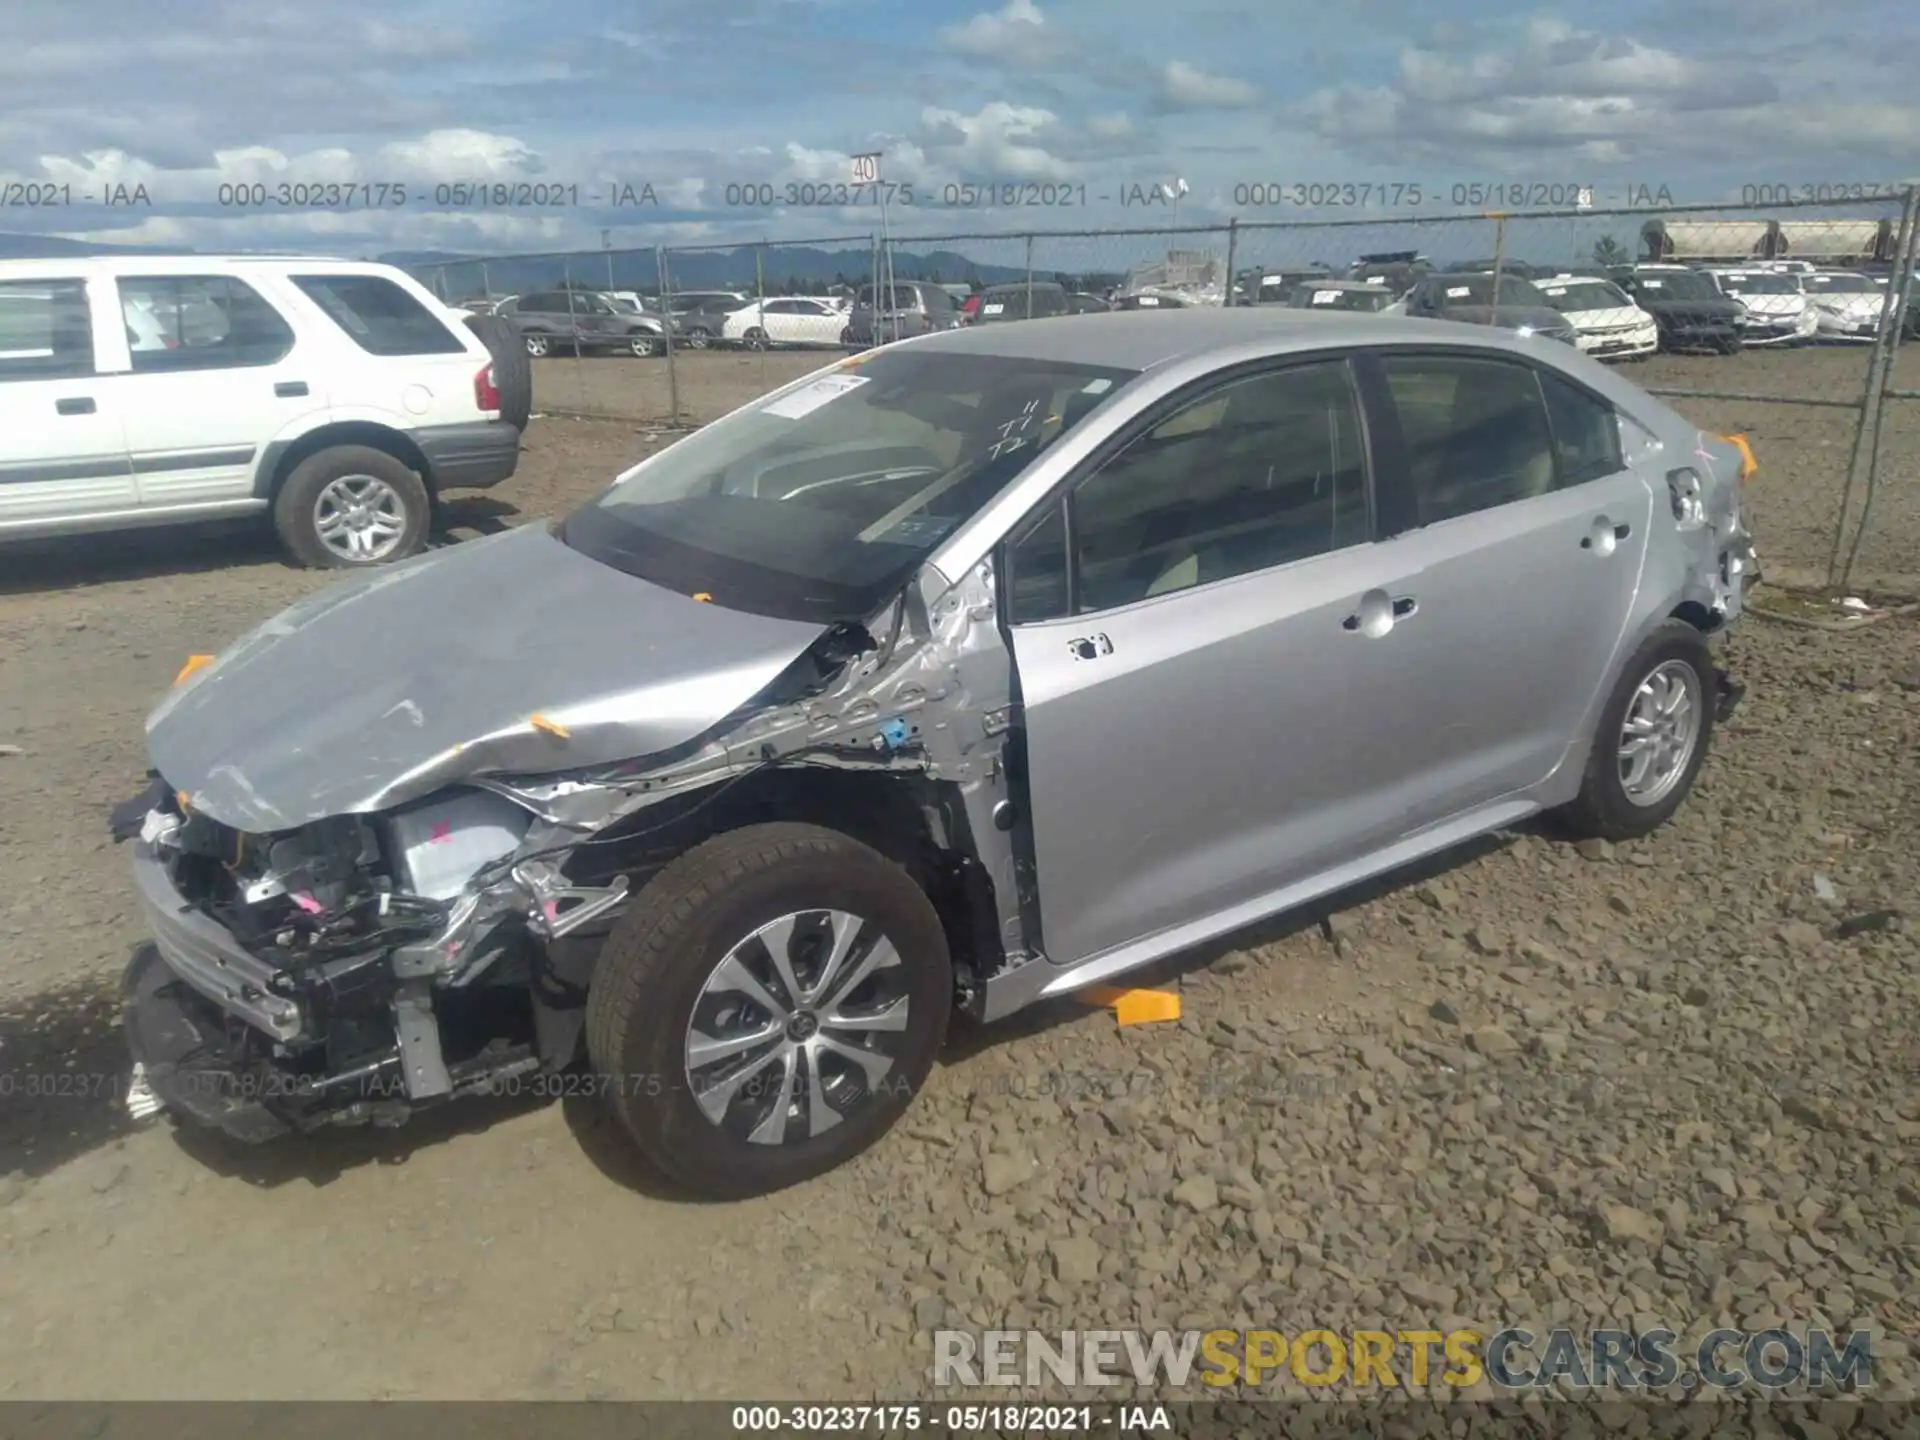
left=585, top=823, right=951, bottom=1199
left=1559, top=620, right=1716, bottom=841
left=628, top=332, right=661, bottom=357
left=743, top=327, right=771, bottom=351
left=681, top=327, right=712, bottom=350
left=524, top=333, right=551, bottom=358
left=273, top=445, right=430, bottom=569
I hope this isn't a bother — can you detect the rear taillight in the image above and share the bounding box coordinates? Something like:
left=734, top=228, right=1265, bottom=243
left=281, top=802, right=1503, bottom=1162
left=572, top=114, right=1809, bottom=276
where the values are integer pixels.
left=475, top=362, right=500, bottom=413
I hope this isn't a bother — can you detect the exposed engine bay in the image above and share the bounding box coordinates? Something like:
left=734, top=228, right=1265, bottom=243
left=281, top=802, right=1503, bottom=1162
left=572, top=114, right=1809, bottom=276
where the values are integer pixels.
left=114, top=558, right=1026, bottom=1141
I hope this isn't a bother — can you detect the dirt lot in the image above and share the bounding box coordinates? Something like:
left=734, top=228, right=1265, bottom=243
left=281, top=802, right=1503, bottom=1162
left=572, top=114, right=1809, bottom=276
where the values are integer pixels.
left=0, top=347, right=1915, bottom=1401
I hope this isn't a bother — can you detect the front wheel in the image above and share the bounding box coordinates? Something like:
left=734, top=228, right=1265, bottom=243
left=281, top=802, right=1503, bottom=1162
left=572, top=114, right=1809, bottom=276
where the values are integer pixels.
left=524, top=333, right=550, bottom=357
left=628, top=333, right=661, bottom=357
left=743, top=327, right=771, bottom=351
left=584, top=823, right=952, bottom=1199
left=1558, top=620, right=1717, bottom=841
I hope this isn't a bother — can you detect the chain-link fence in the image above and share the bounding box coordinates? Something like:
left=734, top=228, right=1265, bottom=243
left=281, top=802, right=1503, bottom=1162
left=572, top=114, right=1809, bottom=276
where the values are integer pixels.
left=409, top=187, right=1920, bottom=594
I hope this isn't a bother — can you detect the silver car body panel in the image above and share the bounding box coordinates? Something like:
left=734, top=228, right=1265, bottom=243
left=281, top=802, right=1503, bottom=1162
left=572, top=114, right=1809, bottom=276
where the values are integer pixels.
left=145, top=522, right=831, bottom=833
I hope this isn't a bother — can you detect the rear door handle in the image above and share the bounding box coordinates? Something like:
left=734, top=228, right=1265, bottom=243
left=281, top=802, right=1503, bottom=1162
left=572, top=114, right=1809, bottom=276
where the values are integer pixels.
left=275, top=381, right=308, bottom=397
left=56, top=396, right=95, bottom=415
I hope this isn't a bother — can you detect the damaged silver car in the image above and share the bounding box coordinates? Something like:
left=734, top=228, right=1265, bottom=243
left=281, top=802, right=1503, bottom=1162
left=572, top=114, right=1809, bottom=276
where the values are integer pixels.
left=116, top=310, right=1756, bottom=1197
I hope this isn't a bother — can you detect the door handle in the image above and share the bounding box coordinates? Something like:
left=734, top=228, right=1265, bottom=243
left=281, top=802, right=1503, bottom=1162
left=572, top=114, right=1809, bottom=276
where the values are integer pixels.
left=1342, top=591, right=1415, bottom=634
left=1580, top=517, right=1632, bottom=553
left=275, top=381, right=308, bottom=397
left=56, top=396, right=95, bottom=415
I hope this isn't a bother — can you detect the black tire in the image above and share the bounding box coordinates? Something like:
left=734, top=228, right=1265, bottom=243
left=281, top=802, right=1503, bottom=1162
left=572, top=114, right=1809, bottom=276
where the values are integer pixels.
left=463, top=314, right=532, bottom=430
left=272, top=444, right=431, bottom=570
left=1558, top=620, right=1717, bottom=842
left=524, top=333, right=551, bottom=358
left=585, top=823, right=951, bottom=1199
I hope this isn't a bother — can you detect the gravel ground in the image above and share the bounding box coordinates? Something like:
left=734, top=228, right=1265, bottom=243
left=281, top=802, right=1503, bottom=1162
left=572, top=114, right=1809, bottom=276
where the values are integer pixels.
left=0, top=346, right=1914, bottom=1402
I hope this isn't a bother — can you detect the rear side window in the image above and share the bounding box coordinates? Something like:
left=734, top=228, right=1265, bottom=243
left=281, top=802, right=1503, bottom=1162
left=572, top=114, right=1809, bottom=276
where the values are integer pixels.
left=1538, top=371, right=1624, bottom=486
left=0, top=279, right=94, bottom=381
left=291, top=274, right=466, bottom=356
left=118, top=275, right=295, bottom=372
left=1381, top=354, right=1557, bottom=524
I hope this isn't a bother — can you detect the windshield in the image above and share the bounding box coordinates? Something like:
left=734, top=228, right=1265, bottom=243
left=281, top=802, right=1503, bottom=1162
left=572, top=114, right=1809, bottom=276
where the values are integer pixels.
left=1537, top=280, right=1632, bottom=312
left=562, top=349, right=1137, bottom=623
left=1716, top=273, right=1799, bottom=296
left=1433, top=275, right=1546, bottom=307
left=1628, top=270, right=1717, bottom=300
left=1808, top=274, right=1880, bottom=294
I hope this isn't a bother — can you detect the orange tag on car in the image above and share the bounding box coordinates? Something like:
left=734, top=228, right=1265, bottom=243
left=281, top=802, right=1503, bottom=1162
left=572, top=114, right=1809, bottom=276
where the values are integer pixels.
left=529, top=713, right=570, bottom=739
left=1082, top=985, right=1182, bottom=1026
left=1718, top=432, right=1758, bottom=482
left=174, top=653, right=216, bottom=686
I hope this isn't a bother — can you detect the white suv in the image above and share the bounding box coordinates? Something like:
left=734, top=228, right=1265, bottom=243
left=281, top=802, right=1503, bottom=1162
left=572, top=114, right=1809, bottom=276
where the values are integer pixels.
left=0, top=256, right=521, bottom=567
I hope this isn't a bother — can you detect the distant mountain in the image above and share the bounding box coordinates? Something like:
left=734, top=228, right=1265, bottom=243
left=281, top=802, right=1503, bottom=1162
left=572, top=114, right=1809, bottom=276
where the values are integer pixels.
left=0, top=231, right=192, bottom=258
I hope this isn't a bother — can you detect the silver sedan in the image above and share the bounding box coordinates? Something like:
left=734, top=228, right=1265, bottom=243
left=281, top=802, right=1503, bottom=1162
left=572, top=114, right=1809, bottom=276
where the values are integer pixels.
left=120, top=309, right=1757, bottom=1197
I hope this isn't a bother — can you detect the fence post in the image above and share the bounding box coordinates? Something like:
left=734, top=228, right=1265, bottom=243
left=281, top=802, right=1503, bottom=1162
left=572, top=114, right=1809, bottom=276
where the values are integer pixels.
left=656, top=246, right=680, bottom=427
left=869, top=233, right=880, bottom=346
left=1835, top=181, right=1920, bottom=590
left=480, top=260, right=491, bottom=302
left=1488, top=214, right=1507, bottom=327
left=1223, top=218, right=1239, bottom=306
left=606, top=250, right=615, bottom=291
left=1024, top=234, right=1034, bottom=317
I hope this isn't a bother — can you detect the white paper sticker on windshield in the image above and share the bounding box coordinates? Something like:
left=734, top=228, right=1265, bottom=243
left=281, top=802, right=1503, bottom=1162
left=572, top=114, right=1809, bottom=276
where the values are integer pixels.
left=1545, top=287, right=1567, bottom=296
left=1136, top=296, right=1160, bottom=305
left=981, top=302, right=1005, bottom=314
left=1080, top=378, right=1113, bottom=394
left=761, top=373, right=869, bottom=419
left=1640, top=279, right=1664, bottom=288
left=1446, top=286, right=1471, bottom=298
left=1311, top=289, right=1339, bottom=305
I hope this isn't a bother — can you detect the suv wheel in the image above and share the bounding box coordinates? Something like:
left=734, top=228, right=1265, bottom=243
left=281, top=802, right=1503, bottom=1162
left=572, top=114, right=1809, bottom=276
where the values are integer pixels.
left=628, top=333, right=661, bottom=357
left=742, top=326, right=771, bottom=351
left=1559, top=620, right=1716, bottom=841
left=524, top=334, right=551, bottom=357
left=585, top=823, right=951, bottom=1199
left=273, top=445, right=430, bottom=569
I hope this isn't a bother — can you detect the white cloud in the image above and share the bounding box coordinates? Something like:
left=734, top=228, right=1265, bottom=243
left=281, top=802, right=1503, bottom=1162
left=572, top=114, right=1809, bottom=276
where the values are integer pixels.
left=1155, top=60, right=1261, bottom=111
left=917, top=103, right=1078, bottom=181
left=937, top=0, right=1062, bottom=66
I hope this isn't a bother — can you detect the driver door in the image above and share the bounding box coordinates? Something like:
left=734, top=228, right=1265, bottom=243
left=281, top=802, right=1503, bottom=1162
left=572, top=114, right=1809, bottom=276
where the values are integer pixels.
left=1001, top=356, right=1419, bottom=970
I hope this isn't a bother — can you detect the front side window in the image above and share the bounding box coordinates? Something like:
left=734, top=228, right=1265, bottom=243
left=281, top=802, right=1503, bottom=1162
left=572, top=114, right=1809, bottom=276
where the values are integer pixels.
left=562, top=349, right=1136, bottom=624
left=1010, top=359, right=1371, bottom=619
left=1382, top=354, right=1559, bottom=524
left=117, top=275, right=295, bottom=372
left=0, top=278, right=94, bottom=381
left=291, top=274, right=466, bottom=355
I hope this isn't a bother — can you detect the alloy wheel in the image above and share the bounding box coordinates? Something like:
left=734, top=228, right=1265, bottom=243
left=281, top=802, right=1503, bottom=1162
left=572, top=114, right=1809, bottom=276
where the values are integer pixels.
left=683, top=909, right=910, bottom=1146
left=313, top=474, right=408, bottom=563
left=1617, top=659, right=1703, bottom=807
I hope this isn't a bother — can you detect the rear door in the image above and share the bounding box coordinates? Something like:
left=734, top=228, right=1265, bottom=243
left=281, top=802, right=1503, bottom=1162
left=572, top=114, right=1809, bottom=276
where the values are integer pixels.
left=0, top=274, right=137, bottom=531
left=1003, top=356, right=1428, bottom=969
left=282, top=271, right=478, bottom=425
left=110, top=272, right=308, bottom=509
left=1352, top=347, right=1653, bottom=825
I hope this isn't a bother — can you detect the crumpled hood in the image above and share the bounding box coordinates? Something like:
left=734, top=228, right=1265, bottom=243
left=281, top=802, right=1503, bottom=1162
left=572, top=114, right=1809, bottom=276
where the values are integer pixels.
left=145, top=523, right=830, bottom=833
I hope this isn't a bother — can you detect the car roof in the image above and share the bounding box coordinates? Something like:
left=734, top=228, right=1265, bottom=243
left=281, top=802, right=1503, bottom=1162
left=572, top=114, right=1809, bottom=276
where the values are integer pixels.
left=892, top=307, right=1566, bottom=370
left=0, top=255, right=401, bottom=278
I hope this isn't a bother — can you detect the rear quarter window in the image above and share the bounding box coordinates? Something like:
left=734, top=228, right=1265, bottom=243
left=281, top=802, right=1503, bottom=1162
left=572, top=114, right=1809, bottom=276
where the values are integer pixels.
left=290, top=274, right=468, bottom=356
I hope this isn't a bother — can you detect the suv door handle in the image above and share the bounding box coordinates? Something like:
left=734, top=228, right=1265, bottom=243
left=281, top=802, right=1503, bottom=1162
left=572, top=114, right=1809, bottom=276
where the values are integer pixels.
left=274, top=381, right=308, bottom=397
left=56, top=396, right=95, bottom=415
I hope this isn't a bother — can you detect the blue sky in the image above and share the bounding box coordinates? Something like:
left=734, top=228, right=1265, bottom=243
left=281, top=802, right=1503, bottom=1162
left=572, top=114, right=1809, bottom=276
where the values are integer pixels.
left=3, top=0, right=1916, bottom=258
